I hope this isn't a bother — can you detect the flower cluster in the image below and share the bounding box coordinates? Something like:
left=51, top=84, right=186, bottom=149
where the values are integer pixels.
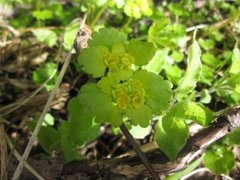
left=112, top=79, right=145, bottom=110
left=104, top=52, right=134, bottom=72
left=75, top=28, right=173, bottom=127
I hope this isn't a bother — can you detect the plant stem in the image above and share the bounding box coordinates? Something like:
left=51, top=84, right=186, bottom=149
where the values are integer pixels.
left=90, top=1, right=110, bottom=28
left=120, top=123, right=160, bottom=180
left=121, top=17, right=132, bottom=31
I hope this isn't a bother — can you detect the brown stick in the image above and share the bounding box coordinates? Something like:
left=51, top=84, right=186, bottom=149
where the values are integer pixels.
left=120, top=123, right=160, bottom=180
left=0, top=120, right=8, bottom=180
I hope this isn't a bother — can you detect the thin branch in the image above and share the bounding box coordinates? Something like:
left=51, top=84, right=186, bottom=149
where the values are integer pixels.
left=120, top=123, right=161, bottom=180
left=12, top=14, right=88, bottom=180
left=0, top=120, right=8, bottom=180
left=5, top=135, right=45, bottom=180
left=1, top=70, right=56, bottom=116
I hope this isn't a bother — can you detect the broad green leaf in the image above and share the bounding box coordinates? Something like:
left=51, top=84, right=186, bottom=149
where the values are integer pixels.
left=127, top=39, right=155, bottom=66
left=63, top=21, right=80, bottom=50
left=67, top=94, right=100, bottom=149
left=145, top=49, right=169, bottom=74
left=129, top=125, right=152, bottom=139
left=76, top=84, right=113, bottom=124
left=202, top=53, right=221, bottom=68
left=133, top=70, right=173, bottom=115
left=229, top=43, right=240, bottom=75
left=209, top=30, right=223, bottom=42
left=200, top=89, right=212, bottom=104
left=165, top=65, right=182, bottom=85
left=155, top=114, right=189, bottom=160
left=223, top=128, right=240, bottom=145
left=199, top=65, right=214, bottom=85
left=60, top=120, right=100, bottom=161
left=89, top=28, right=127, bottom=50
left=32, top=62, right=58, bottom=90
left=176, top=37, right=202, bottom=100
left=37, top=126, right=61, bottom=154
left=68, top=96, right=93, bottom=130
left=126, top=105, right=152, bottom=127
left=32, top=29, right=57, bottom=47
left=148, top=20, right=186, bottom=48
left=204, top=146, right=235, bottom=175
left=198, top=38, right=215, bottom=50
left=63, top=84, right=106, bottom=161
left=42, top=113, right=54, bottom=126
left=78, top=46, right=108, bottom=78
left=59, top=122, right=84, bottom=161
left=28, top=122, right=61, bottom=154
left=164, top=101, right=214, bottom=126
left=216, top=75, right=240, bottom=105
left=183, top=102, right=214, bottom=126
left=109, top=106, right=123, bottom=127
left=163, top=101, right=214, bottom=126
left=168, top=3, right=190, bottom=17
left=170, top=50, right=184, bottom=63
left=32, top=10, right=53, bottom=20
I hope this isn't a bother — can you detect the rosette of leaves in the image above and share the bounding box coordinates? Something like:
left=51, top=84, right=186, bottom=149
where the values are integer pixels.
left=77, top=28, right=155, bottom=78
left=69, top=69, right=173, bottom=128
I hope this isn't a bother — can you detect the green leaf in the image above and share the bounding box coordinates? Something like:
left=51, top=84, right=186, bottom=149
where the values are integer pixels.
left=145, top=49, right=169, bottom=74
left=183, top=102, right=214, bottom=126
left=78, top=46, right=108, bottom=78
left=37, top=126, right=61, bottom=154
left=168, top=3, right=189, bottom=17
left=148, top=20, right=186, bottom=48
left=32, top=29, right=57, bottom=47
left=216, top=75, right=240, bottom=105
left=198, top=38, right=215, bottom=50
left=63, top=21, right=80, bottom=50
left=170, top=50, right=184, bottom=63
left=32, top=10, right=53, bottom=20
left=204, top=146, right=235, bottom=175
left=202, top=53, right=221, bottom=68
left=165, top=65, right=182, bottom=85
left=176, top=37, right=202, bottom=100
left=62, top=85, right=105, bottom=160
left=59, top=122, right=84, bottom=161
left=129, top=125, right=152, bottom=139
left=32, top=62, right=58, bottom=90
left=163, top=101, right=214, bottom=126
left=126, top=105, right=152, bottom=128
left=155, top=114, right=189, bottom=160
left=199, top=65, right=214, bottom=85
left=200, top=89, right=212, bottom=104
left=133, top=70, right=173, bottom=115
left=109, top=106, right=123, bottom=127
left=223, top=128, right=240, bottom=145
left=127, top=39, right=155, bottom=66
left=76, top=84, right=113, bottom=124
left=42, top=113, right=54, bottom=126
left=89, top=28, right=127, bottom=50
left=229, top=43, right=240, bottom=75
left=28, top=122, right=61, bottom=154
